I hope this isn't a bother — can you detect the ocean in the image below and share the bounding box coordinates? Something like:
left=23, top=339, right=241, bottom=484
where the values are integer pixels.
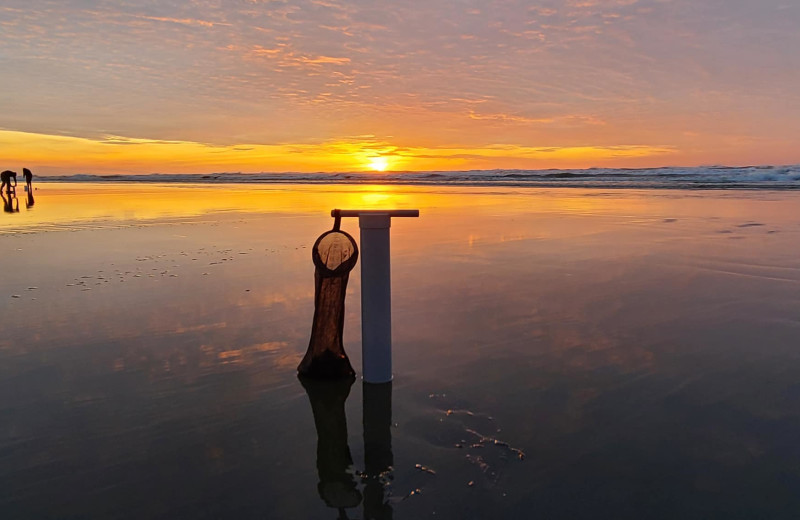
left=39, top=165, right=800, bottom=189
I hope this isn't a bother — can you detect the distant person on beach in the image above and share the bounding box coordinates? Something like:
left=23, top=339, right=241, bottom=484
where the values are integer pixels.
left=1, top=170, right=16, bottom=193
left=23, top=168, right=33, bottom=191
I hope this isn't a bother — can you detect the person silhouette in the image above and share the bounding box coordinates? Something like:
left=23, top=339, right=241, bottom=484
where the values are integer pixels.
left=1, top=170, right=16, bottom=193
left=22, top=168, right=33, bottom=191
left=1, top=190, right=19, bottom=213
left=25, top=189, right=35, bottom=209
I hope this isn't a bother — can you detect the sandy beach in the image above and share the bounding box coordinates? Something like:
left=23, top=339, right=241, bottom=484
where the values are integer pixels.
left=2, top=183, right=800, bottom=519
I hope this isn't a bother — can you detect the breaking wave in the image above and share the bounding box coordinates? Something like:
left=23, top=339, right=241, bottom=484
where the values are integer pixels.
left=41, top=165, right=800, bottom=189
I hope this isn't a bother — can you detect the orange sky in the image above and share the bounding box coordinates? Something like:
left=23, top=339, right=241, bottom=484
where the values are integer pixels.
left=1, top=1, right=799, bottom=175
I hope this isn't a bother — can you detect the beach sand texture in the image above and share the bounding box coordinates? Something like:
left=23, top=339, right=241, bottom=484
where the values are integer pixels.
left=2, top=183, right=800, bottom=519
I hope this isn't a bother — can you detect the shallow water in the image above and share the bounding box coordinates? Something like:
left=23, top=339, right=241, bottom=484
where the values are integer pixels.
left=2, top=184, right=800, bottom=519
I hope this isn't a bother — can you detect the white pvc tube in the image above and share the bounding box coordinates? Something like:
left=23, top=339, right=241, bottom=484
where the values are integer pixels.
left=331, top=209, right=418, bottom=383
left=359, top=214, right=393, bottom=383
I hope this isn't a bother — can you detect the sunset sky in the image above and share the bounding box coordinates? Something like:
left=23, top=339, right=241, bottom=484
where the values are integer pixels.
left=1, top=0, right=799, bottom=175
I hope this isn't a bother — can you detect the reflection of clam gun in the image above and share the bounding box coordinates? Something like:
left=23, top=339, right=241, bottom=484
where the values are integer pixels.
left=363, top=382, right=394, bottom=520
left=300, top=378, right=395, bottom=520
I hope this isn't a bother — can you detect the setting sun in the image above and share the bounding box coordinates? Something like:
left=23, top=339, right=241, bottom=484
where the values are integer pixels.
left=368, top=156, right=389, bottom=171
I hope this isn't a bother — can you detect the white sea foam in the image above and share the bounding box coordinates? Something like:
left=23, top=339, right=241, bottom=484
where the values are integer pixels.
left=39, top=165, right=800, bottom=189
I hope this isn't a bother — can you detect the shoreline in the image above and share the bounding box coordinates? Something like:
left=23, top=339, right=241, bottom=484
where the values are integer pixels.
left=24, top=163, right=800, bottom=191
left=33, top=178, right=800, bottom=190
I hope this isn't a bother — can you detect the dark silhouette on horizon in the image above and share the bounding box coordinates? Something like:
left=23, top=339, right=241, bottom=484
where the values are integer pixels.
left=1, top=170, right=16, bottom=193
left=22, top=168, right=33, bottom=192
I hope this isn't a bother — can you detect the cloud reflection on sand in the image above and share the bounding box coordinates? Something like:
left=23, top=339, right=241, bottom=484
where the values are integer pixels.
left=2, top=184, right=800, bottom=518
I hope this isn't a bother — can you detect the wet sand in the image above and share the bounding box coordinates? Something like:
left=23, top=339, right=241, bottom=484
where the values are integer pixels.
left=2, top=183, right=800, bottom=519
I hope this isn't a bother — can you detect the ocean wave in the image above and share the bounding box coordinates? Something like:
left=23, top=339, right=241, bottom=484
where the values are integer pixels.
left=38, top=165, right=800, bottom=189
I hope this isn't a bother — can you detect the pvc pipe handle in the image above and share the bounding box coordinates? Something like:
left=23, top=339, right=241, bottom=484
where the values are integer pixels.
left=332, top=209, right=419, bottom=218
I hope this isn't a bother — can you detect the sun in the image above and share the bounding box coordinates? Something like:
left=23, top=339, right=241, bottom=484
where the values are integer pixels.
left=368, top=156, right=389, bottom=171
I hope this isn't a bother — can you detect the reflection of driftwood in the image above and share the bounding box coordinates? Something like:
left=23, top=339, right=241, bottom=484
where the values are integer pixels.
left=363, top=382, right=394, bottom=520
left=298, top=229, right=359, bottom=379
left=300, top=375, right=362, bottom=511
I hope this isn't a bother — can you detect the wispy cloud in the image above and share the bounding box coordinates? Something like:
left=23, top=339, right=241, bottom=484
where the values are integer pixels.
left=130, top=15, right=232, bottom=28
left=0, top=130, right=677, bottom=174
left=468, top=111, right=606, bottom=127
left=239, top=43, right=351, bottom=68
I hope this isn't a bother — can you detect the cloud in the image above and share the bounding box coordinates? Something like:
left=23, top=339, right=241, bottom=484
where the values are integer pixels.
left=242, top=43, right=351, bottom=67
left=98, top=136, right=188, bottom=146
left=0, top=130, right=678, bottom=175
left=468, top=111, right=606, bottom=127
left=0, top=0, right=798, bottom=168
left=131, top=15, right=232, bottom=28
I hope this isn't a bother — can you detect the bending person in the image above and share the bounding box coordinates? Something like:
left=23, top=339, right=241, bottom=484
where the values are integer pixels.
left=22, top=168, right=33, bottom=191
left=0, top=170, right=16, bottom=193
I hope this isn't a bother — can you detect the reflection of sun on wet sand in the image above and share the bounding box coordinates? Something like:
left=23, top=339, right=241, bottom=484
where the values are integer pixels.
left=2, top=183, right=800, bottom=518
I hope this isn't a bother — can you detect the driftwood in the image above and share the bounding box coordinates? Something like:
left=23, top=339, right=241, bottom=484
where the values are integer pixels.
left=297, top=226, right=359, bottom=379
